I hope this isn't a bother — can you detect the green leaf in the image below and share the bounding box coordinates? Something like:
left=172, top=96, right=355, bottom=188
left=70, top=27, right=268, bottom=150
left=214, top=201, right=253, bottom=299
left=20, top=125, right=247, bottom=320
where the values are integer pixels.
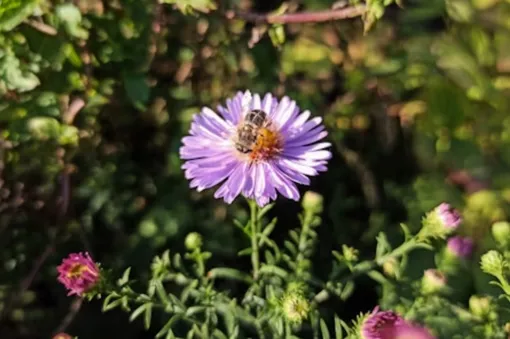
left=334, top=315, right=344, bottom=339
left=165, top=329, right=176, bottom=339
left=186, top=306, right=207, bottom=317
left=129, top=304, right=147, bottom=322
left=399, top=223, right=412, bottom=241
left=0, top=0, right=38, bottom=31
left=237, top=247, right=252, bottom=256
left=144, top=303, right=153, bottom=329
left=259, top=265, right=288, bottom=279
left=154, top=280, right=171, bottom=306
left=117, top=267, right=132, bottom=286
left=213, top=329, right=228, bottom=339
left=58, top=125, right=79, bottom=145
left=207, top=267, right=253, bottom=283
left=320, top=319, right=331, bottom=339
left=284, top=240, right=298, bottom=255
left=261, top=217, right=278, bottom=238
left=375, top=232, right=391, bottom=259
left=268, top=24, right=285, bottom=48
left=102, top=293, right=121, bottom=312
left=0, top=52, right=39, bottom=92
left=159, top=0, right=217, bottom=14
left=55, top=3, right=88, bottom=39
left=27, top=117, right=60, bottom=140
left=257, top=203, right=274, bottom=220
left=222, top=308, right=236, bottom=336
left=340, top=280, right=355, bottom=300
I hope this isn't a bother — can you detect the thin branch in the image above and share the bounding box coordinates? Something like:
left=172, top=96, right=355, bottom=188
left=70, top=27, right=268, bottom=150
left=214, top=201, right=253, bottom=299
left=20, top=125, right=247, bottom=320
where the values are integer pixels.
left=53, top=298, right=84, bottom=335
left=226, top=5, right=366, bottom=24
left=0, top=170, right=72, bottom=321
left=25, top=19, right=58, bottom=36
left=62, top=98, right=86, bottom=125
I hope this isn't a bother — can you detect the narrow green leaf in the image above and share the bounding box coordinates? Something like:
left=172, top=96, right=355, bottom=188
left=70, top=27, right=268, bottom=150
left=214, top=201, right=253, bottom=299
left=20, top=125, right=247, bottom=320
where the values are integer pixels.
left=129, top=304, right=147, bottom=322
left=284, top=240, right=298, bottom=255
left=289, top=230, right=300, bottom=244
left=264, top=250, right=275, bottom=264
left=367, top=270, right=387, bottom=284
left=257, top=203, right=274, bottom=219
left=154, top=280, right=171, bottom=306
left=156, top=314, right=184, bottom=338
left=144, top=303, right=153, bottom=329
left=320, top=319, right=331, bottom=339
left=375, top=232, right=391, bottom=259
left=261, top=217, right=278, bottom=238
left=237, top=247, right=252, bottom=256
left=399, top=223, right=412, bottom=240
left=165, top=329, right=176, bottom=339
left=340, top=280, right=355, bottom=301
left=120, top=295, right=131, bottom=311
left=102, top=293, right=120, bottom=312
left=223, top=307, right=236, bottom=336
left=234, top=219, right=250, bottom=236
left=259, top=265, right=288, bottom=279
left=207, top=267, right=253, bottom=283
left=186, top=306, right=207, bottom=317
left=213, top=329, right=229, bottom=339
left=334, top=315, right=344, bottom=339
left=173, top=253, right=183, bottom=269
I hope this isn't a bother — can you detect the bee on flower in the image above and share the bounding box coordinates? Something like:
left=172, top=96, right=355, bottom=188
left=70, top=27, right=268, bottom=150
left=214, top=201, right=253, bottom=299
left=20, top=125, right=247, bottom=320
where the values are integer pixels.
left=179, top=91, right=332, bottom=206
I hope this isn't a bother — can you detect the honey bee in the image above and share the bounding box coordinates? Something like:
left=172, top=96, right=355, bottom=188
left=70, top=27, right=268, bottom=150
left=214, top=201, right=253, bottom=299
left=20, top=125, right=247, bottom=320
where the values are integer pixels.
left=235, top=109, right=269, bottom=154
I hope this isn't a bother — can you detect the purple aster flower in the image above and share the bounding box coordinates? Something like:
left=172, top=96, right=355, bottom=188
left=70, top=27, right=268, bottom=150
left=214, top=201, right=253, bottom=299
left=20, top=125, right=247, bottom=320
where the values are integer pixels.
left=180, top=90, right=331, bottom=206
left=361, top=307, right=404, bottom=339
left=435, top=203, right=462, bottom=229
left=389, top=323, right=436, bottom=339
left=361, top=307, right=436, bottom=339
left=57, top=252, right=100, bottom=296
left=447, top=236, right=474, bottom=258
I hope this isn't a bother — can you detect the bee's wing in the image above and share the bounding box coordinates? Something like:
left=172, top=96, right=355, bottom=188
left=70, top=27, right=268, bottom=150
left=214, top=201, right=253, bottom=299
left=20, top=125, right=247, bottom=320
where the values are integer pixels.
left=240, top=91, right=253, bottom=119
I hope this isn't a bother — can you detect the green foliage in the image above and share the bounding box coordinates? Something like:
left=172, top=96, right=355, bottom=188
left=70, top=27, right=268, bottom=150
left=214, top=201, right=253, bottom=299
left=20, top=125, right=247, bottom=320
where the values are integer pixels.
left=0, top=0, right=38, bottom=31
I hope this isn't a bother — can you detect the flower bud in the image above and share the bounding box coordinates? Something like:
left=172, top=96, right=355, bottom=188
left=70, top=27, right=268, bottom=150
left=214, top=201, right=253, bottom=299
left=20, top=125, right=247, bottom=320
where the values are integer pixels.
left=419, top=203, right=462, bottom=240
left=185, top=232, right=203, bottom=250
left=491, top=221, right=510, bottom=247
left=421, top=269, right=447, bottom=295
left=342, top=245, right=359, bottom=263
left=469, top=295, right=491, bottom=318
left=436, top=203, right=462, bottom=229
left=302, top=191, right=324, bottom=214
left=446, top=236, right=474, bottom=259
left=382, top=258, right=399, bottom=278
left=480, top=250, right=505, bottom=276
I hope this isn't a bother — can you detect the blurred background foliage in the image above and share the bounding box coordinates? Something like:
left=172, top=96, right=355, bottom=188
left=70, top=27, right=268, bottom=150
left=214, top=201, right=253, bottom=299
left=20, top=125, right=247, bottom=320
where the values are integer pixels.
left=1, top=0, right=510, bottom=338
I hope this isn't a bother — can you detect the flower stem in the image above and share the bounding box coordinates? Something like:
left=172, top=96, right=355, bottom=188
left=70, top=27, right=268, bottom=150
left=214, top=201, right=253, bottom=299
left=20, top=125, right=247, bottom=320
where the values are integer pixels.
left=249, top=200, right=260, bottom=280
left=313, top=237, right=431, bottom=304
left=295, top=210, right=313, bottom=275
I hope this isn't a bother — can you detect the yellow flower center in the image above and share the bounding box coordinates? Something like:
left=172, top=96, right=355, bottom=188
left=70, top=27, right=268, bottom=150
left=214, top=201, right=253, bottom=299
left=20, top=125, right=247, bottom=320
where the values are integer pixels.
left=249, top=128, right=283, bottom=161
left=67, top=263, right=91, bottom=279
